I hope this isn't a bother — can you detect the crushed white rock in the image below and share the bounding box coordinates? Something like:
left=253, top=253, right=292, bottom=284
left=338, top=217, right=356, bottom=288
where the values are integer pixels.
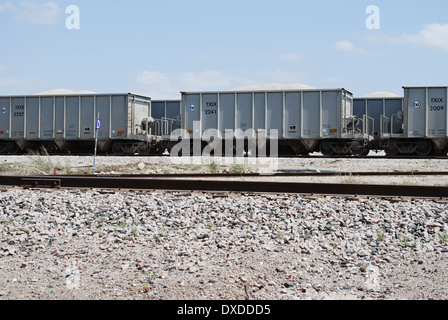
left=0, top=187, right=447, bottom=300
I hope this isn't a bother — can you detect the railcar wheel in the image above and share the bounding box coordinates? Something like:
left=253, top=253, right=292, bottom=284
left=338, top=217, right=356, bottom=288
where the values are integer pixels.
left=112, top=142, right=123, bottom=155
left=137, top=142, right=152, bottom=155
left=139, top=146, right=151, bottom=155
left=350, top=141, right=367, bottom=157
left=0, top=142, right=19, bottom=154
left=320, top=141, right=334, bottom=156
left=416, top=140, right=432, bottom=156
left=384, top=143, right=399, bottom=157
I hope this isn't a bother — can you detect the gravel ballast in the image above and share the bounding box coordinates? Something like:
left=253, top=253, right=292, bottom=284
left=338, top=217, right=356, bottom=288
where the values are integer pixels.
left=0, top=187, right=447, bottom=300
left=0, top=155, right=447, bottom=301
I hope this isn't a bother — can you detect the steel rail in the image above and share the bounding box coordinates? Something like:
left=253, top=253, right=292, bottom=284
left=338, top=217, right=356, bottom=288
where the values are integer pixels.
left=113, top=171, right=448, bottom=178
left=0, top=175, right=447, bottom=199
left=4, top=171, right=448, bottom=180
left=2, top=153, right=448, bottom=160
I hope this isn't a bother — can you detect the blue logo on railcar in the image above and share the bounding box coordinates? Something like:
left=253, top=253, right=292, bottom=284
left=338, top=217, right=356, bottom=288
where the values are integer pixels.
left=412, top=100, right=422, bottom=109
left=1, top=107, right=7, bottom=114
left=189, top=104, right=197, bottom=112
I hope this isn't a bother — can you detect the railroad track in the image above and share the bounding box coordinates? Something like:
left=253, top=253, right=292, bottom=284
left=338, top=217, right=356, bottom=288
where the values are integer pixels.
left=114, top=171, right=448, bottom=177
left=1, top=173, right=447, bottom=200
left=2, top=153, right=448, bottom=160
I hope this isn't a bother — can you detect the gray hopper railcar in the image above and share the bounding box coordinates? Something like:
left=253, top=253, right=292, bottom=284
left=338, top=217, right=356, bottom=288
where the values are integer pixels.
left=176, top=88, right=372, bottom=156
left=353, top=96, right=403, bottom=153
left=151, top=100, right=182, bottom=137
left=0, top=93, right=159, bottom=155
left=380, top=86, right=448, bottom=156
left=150, top=99, right=182, bottom=154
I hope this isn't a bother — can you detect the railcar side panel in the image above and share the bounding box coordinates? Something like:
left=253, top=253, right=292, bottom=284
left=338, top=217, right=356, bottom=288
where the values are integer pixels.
left=151, top=100, right=182, bottom=136
left=427, top=88, right=447, bottom=138
left=166, top=101, right=181, bottom=120
left=11, top=98, right=25, bottom=139
left=405, top=88, right=426, bottom=138
left=111, top=95, right=127, bottom=139
left=285, top=92, right=301, bottom=139
left=219, top=94, right=235, bottom=135
left=65, top=96, right=79, bottom=140
left=302, top=91, right=320, bottom=138
left=0, top=98, right=10, bottom=139
left=203, top=94, right=219, bottom=134
left=54, top=97, right=65, bottom=139
left=253, top=93, right=266, bottom=134
left=385, top=98, right=403, bottom=135
left=25, top=97, right=39, bottom=140
left=404, top=87, right=448, bottom=138
left=96, top=96, right=112, bottom=140
left=40, top=97, right=55, bottom=140
left=236, top=93, right=253, bottom=133
left=81, top=96, right=95, bottom=139
left=151, top=101, right=165, bottom=120
left=266, top=93, right=283, bottom=138
left=322, top=91, right=339, bottom=138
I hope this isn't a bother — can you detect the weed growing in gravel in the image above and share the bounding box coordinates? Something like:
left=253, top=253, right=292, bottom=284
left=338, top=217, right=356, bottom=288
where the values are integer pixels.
left=27, top=146, right=62, bottom=175
left=376, top=228, right=386, bottom=242
left=156, top=226, right=168, bottom=240
left=63, top=160, right=73, bottom=175
left=96, top=218, right=105, bottom=229
left=118, top=221, right=127, bottom=229
left=398, top=233, right=417, bottom=248
left=231, top=164, right=248, bottom=174
left=206, top=223, right=216, bottom=230
left=438, top=230, right=448, bottom=244
left=209, top=160, right=220, bottom=174
left=76, top=167, right=93, bottom=175
left=0, top=162, right=19, bottom=174
left=0, top=218, right=14, bottom=226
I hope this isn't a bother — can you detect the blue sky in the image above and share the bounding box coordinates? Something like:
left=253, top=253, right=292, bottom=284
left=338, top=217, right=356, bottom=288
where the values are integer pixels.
left=0, top=0, right=447, bottom=99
